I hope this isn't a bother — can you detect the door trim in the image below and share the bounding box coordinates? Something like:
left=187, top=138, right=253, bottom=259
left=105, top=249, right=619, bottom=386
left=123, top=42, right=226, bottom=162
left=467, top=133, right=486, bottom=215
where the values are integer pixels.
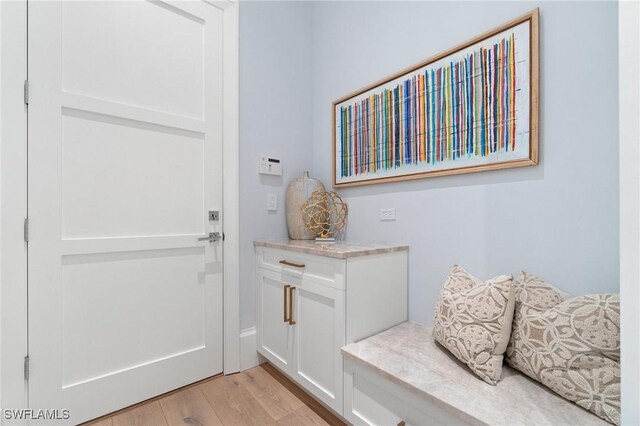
left=619, top=1, right=640, bottom=424
left=0, top=0, right=29, bottom=420
left=219, top=0, right=241, bottom=375
left=0, top=0, right=240, bottom=416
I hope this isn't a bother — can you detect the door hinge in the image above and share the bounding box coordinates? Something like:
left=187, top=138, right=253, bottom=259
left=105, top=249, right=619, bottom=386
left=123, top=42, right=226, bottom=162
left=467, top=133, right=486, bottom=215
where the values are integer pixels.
left=24, top=218, right=29, bottom=243
left=24, top=355, right=29, bottom=381
left=222, top=232, right=225, bottom=241
left=23, top=80, right=29, bottom=105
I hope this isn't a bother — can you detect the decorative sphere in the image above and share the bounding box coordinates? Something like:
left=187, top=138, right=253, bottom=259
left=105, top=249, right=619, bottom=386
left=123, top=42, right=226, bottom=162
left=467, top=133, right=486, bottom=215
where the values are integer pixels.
left=301, top=190, right=348, bottom=239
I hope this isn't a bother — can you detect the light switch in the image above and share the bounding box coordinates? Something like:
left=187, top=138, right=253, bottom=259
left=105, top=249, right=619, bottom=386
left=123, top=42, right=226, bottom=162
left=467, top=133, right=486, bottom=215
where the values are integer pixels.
left=267, top=193, right=277, bottom=212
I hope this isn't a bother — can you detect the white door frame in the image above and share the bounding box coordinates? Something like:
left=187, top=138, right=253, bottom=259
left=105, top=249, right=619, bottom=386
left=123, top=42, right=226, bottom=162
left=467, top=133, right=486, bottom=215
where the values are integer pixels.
left=0, top=1, right=29, bottom=421
left=0, top=0, right=240, bottom=417
left=619, top=1, right=640, bottom=424
left=217, top=0, right=241, bottom=376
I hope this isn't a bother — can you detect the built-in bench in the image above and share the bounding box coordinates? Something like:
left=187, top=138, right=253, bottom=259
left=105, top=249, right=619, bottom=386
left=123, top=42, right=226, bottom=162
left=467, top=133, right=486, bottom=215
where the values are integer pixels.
left=342, top=322, right=609, bottom=426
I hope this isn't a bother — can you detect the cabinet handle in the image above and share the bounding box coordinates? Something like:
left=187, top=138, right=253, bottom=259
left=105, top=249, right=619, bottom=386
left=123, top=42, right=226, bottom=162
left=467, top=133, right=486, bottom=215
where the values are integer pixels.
left=283, top=285, right=290, bottom=323
left=397, top=422, right=406, bottom=426
left=288, top=286, right=296, bottom=325
left=279, top=260, right=305, bottom=268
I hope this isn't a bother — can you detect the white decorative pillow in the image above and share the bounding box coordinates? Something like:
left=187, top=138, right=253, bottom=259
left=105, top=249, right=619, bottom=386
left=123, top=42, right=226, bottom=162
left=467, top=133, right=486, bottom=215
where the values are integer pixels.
left=506, top=272, right=621, bottom=425
left=433, top=265, right=515, bottom=385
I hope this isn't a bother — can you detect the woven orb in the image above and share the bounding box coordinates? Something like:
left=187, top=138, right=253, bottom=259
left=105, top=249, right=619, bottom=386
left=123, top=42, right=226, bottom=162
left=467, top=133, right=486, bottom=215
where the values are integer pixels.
left=301, top=190, right=348, bottom=239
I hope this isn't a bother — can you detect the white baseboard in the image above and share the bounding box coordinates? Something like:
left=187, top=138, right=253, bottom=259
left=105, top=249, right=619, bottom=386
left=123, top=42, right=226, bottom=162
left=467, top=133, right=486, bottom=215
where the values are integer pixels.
left=239, top=326, right=265, bottom=371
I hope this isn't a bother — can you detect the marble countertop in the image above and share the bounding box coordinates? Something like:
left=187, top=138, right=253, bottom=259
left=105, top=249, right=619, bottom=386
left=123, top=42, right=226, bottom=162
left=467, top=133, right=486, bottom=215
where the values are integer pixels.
left=253, top=240, right=408, bottom=259
left=342, top=322, right=608, bottom=426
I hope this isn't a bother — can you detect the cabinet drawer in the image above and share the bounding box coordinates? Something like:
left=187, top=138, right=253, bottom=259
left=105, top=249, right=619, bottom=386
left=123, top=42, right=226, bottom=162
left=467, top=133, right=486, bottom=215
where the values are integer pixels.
left=258, top=247, right=345, bottom=289
left=346, top=368, right=404, bottom=426
left=344, top=360, right=468, bottom=426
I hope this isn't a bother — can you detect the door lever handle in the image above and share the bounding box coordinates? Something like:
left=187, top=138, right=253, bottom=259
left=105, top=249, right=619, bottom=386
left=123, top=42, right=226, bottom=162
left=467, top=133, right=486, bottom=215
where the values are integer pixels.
left=197, top=232, right=222, bottom=242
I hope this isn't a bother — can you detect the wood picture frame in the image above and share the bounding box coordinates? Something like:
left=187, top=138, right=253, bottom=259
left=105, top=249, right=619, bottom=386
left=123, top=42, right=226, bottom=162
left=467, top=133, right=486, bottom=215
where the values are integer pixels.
left=332, top=9, right=539, bottom=188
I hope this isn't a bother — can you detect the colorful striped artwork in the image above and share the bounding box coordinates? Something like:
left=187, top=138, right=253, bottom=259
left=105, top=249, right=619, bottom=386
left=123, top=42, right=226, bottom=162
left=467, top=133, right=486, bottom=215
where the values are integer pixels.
left=333, top=14, right=538, bottom=187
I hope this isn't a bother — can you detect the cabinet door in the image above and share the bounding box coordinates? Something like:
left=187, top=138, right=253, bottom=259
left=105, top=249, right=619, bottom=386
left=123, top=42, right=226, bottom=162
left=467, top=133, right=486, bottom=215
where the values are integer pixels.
left=404, top=402, right=467, bottom=426
left=256, top=269, right=298, bottom=373
left=345, top=359, right=469, bottom=426
left=344, top=360, right=405, bottom=426
left=291, top=277, right=345, bottom=414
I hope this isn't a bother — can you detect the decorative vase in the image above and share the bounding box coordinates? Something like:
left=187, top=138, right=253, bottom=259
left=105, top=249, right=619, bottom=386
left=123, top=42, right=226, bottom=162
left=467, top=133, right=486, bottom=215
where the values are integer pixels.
left=286, top=171, right=325, bottom=240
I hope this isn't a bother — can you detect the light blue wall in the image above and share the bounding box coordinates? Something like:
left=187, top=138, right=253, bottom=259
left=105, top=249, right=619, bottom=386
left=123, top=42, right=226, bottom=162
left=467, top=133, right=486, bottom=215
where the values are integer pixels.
left=310, top=1, right=619, bottom=325
left=239, top=1, right=619, bottom=328
left=239, top=1, right=314, bottom=329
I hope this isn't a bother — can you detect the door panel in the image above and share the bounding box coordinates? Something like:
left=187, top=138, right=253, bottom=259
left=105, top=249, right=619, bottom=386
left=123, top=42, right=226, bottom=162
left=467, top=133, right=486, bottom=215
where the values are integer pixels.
left=293, top=278, right=345, bottom=414
left=28, top=1, right=224, bottom=423
left=61, top=1, right=205, bottom=119
left=61, top=247, right=206, bottom=387
left=61, top=109, right=205, bottom=238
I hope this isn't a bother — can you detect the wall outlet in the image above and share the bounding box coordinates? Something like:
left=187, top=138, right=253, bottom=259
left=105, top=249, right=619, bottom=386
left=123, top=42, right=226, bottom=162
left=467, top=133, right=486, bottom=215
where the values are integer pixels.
left=380, top=208, right=396, bottom=221
left=267, top=193, right=278, bottom=212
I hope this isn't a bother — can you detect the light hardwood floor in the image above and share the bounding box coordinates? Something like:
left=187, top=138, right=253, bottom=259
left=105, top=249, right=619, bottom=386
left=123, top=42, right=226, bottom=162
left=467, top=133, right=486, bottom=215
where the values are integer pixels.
left=83, top=364, right=345, bottom=426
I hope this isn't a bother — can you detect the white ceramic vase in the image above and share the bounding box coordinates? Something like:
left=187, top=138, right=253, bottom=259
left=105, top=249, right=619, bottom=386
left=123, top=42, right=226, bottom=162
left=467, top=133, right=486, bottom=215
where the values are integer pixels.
left=286, top=171, right=325, bottom=240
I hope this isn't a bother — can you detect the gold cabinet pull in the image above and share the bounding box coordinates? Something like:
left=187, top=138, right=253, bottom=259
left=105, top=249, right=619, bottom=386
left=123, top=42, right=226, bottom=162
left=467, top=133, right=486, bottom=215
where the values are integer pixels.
left=288, top=286, right=296, bottom=325
left=279, top=260, right=305, bottom=268
left=397, top=422, right=406, bottom=426
left=283, top=284, right=290, bottom=323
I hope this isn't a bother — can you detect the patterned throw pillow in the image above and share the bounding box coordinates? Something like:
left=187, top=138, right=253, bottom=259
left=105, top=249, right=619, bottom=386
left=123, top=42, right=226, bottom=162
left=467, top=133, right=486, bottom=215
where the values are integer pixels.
left=433, top=265, right=515, bottom=385
left=506, top=272, right=620, bottom=425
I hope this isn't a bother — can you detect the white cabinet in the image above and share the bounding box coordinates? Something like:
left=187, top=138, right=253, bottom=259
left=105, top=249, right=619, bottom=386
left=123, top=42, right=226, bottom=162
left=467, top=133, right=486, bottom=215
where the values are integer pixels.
left=255, top=242, right=408, bottom=416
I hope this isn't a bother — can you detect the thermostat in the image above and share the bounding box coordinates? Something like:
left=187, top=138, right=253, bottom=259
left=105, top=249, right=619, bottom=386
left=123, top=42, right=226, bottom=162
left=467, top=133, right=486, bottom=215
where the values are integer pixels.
left=259, top=156, right=283, bottom=176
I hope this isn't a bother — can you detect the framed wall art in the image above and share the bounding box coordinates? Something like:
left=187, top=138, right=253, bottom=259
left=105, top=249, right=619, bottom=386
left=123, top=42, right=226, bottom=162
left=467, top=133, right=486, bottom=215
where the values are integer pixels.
left=332, top=9, right=539, bottom=187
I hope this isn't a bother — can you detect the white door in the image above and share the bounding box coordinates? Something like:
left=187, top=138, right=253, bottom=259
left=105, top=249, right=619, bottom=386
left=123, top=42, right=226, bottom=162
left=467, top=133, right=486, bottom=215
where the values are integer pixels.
left=27, top=1, right=224, bottom=424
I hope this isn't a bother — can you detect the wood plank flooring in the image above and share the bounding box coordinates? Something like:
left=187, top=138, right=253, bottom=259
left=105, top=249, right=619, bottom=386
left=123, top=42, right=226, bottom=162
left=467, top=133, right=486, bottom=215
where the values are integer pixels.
left=83, top=364, right=345, bottom=426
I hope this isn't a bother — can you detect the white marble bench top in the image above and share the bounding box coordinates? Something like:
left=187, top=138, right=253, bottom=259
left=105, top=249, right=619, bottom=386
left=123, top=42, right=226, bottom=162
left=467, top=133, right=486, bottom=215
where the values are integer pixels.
left=341, top=321, right=608, bottom=426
